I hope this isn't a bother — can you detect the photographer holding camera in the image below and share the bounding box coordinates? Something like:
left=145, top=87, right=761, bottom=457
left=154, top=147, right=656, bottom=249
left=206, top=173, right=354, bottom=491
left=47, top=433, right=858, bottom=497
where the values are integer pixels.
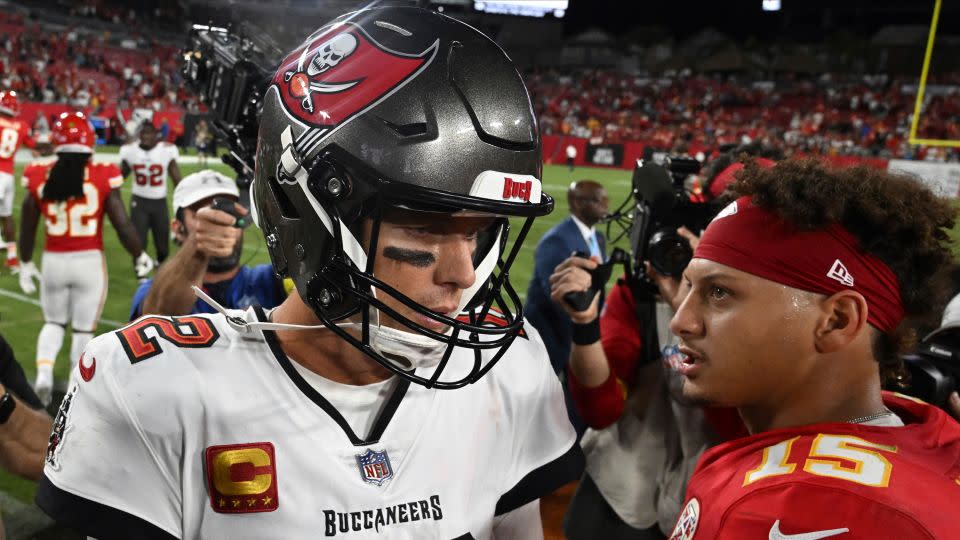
left=526, top=180, right=608, bottom=436
left=130, top=169, right=286, bottom=318
left=548, top=156, right=763, bottom=539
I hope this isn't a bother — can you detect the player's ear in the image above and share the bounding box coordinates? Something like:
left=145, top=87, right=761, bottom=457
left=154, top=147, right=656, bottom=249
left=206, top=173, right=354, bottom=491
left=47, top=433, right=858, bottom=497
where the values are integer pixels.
left=172, top=218, right=186, bottom=246
left=814, top=290, right=868, bottom=353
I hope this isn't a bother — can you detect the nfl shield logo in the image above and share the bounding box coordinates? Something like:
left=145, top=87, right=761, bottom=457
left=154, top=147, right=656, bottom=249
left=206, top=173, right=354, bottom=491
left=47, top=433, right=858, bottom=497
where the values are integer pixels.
left=356, top=448, right=393, bottom=486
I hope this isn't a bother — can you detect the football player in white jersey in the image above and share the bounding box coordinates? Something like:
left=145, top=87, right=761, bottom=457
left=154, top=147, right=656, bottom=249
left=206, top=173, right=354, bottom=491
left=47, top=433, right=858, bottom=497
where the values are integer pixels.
left=38, top=7, right=582, bottom=539
left=119, top=121, right=182, bottom=266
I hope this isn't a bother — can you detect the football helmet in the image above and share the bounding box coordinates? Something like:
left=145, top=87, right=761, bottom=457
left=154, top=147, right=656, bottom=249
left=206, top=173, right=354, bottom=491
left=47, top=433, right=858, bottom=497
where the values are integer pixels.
left=51, top=111, right=96, bottom=154
left=0, top=90, right=18, bottom=117
left=251, top=6, right=552, bottom=388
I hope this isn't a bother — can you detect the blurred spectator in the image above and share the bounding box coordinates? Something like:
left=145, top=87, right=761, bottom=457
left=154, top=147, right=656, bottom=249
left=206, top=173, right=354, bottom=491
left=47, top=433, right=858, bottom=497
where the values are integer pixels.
left=566, top=143, right=577, bottom=171
left=194, top=118, right=214, bottom=166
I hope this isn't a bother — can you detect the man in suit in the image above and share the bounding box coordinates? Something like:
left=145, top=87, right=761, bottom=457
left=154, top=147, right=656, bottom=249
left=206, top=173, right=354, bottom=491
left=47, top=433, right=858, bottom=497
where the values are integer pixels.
left=526, top=180, right=608, bottom=435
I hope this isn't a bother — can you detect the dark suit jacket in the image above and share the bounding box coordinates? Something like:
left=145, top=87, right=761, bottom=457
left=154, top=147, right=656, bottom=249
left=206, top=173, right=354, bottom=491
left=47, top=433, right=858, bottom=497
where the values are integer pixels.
left=524, top=216, right=606, bottom=374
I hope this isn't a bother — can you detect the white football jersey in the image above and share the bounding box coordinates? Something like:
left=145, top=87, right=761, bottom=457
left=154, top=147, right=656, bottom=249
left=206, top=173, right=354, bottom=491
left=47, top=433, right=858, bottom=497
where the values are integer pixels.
left=118, top=141, right=179, bottom=199
left=38, top=307, right=580, bottom=539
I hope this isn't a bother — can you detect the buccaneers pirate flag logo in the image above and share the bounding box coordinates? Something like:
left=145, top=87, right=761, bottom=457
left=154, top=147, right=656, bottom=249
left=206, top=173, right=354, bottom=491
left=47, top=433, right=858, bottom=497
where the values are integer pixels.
left=272, top=23, right=437, bottom=128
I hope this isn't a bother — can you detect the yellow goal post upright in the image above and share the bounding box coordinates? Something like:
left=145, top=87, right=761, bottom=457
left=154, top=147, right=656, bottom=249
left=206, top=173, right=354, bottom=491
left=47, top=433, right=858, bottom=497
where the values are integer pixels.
left=909, top=0, right=960, bottom=147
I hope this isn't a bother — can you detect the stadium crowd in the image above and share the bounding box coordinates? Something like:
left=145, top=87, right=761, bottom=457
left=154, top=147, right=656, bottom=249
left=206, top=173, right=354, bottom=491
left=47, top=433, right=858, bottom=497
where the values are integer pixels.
left=0, top=11, right=201, bottom=117
left=528, top=68, right=960, bottom=161
left=6, top=2, right=960, bottom=164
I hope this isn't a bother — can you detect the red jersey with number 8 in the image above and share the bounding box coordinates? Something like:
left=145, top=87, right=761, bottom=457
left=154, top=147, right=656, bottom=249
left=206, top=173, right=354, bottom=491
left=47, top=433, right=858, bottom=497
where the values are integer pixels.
left=22, top=158, right=124, bottom=252
left=669, top=392, right=960, bottom=540
left=0, top=116, right=32, bottom=175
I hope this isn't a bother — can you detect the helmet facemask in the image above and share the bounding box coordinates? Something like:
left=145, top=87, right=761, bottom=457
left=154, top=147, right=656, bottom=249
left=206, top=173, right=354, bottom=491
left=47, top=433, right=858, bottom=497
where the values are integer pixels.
left=257, top=147, right=546, bottom=389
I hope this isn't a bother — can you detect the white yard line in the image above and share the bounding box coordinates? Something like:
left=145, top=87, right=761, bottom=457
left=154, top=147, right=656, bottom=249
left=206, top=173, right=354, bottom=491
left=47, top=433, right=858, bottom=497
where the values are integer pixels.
left=0, top=288, right=124, bottom=328
left=13, top=150, right=210, bottom=165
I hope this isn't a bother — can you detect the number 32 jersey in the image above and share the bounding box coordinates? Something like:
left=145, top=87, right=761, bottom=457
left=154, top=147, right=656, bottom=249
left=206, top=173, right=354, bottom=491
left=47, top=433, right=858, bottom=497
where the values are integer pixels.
left=22, top=158, right=123, bottom=252
left=669, top=393, right=960, bottom=540
left=37, top=308, right=582, bottom=539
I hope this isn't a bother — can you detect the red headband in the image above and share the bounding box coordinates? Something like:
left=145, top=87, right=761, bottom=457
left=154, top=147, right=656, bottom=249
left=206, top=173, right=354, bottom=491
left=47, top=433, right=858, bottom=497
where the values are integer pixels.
left=694, top=196, right=904, bottom=333
left=708, top=158, right=776, bottom=199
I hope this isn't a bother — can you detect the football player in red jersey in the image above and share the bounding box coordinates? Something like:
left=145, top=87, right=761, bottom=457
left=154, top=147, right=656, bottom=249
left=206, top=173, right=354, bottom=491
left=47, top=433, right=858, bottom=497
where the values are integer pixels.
left=667, top=159, right=960, bottom=539
left=18, top=111, right=154, bottom=405
left=0, top=90, right=34, bottom=272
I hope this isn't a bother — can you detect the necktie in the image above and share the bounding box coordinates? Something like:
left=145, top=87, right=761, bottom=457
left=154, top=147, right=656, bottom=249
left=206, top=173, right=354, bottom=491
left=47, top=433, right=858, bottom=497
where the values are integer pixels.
left=588, top=233, right=602, bottom=261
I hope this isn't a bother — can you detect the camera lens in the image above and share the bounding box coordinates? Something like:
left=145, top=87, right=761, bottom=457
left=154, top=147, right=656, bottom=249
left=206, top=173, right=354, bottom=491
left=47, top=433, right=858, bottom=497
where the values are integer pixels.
left=647, top=229, right=692, bottom=278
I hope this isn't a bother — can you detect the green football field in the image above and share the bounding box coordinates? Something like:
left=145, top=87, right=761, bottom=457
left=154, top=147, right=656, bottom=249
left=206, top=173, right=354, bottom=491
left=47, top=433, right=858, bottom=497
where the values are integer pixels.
left=0, top=155, right=634, bottom=503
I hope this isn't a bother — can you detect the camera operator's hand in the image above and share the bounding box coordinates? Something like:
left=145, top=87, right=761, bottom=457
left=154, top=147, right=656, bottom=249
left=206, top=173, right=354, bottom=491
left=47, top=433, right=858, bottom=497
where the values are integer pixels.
left=192, top=204, right=248, bottom=259
left=948, top=392, right=960, bottom=424
left=550, top=255, right=601, bottom=323
left=646, top=227, right=700, bottom=311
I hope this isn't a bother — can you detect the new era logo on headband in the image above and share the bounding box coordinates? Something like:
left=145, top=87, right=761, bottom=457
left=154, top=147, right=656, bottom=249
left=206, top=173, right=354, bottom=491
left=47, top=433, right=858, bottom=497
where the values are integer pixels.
left=827, top=259, right=854, bottom=287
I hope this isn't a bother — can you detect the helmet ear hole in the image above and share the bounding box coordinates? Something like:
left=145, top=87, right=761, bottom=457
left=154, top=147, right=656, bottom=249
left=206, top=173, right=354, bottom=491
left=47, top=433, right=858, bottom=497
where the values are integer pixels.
left=268, top=176, right=300, bottom=220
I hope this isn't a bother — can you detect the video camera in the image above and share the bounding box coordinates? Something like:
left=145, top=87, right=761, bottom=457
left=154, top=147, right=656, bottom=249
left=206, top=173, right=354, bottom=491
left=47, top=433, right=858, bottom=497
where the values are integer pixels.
left=607, top=156, right=722, bottom=280
left=562, top=155, right=722, bottom=311
left=181, top=23, right=281, bottom=187
left=897, top=326, right=960, bottom=409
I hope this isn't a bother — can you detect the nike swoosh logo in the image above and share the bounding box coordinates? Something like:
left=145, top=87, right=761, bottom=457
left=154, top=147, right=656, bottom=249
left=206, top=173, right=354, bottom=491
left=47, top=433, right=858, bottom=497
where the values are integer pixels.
left=769, top=520, right=849, bottom=540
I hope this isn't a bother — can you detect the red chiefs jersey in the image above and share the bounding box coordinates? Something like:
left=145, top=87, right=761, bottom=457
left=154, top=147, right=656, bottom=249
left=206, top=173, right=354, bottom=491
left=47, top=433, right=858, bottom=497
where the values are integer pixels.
left=0, top=116, right=32, bottom=175
left=23, top=158, right=123, bottom=252
left=670, top=393, right=960, bottom=540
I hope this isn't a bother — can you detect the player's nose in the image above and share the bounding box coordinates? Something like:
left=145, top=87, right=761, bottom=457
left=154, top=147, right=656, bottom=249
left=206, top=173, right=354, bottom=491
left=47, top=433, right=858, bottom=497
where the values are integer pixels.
left=434, top=237, right=476, bottom=291
left=670, top=286, right=704, bottom=339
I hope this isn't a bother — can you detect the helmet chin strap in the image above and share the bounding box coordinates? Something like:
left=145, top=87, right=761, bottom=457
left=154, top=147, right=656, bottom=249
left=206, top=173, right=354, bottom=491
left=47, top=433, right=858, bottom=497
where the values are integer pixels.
left=192, top=286, right=452, bottom=371
left=193, top=286, right=326, bottom=332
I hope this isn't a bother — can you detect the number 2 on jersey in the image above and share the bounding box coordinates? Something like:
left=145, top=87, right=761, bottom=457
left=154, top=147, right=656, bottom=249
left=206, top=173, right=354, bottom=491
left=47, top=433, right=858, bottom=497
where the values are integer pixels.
left=117, top=316, right=220, bottom=363
left=744, top=434, right=898, bottom=487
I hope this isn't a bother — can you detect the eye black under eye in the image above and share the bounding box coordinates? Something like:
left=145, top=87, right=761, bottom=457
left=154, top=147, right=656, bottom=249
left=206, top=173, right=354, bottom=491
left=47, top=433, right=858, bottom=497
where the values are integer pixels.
left=382, top=246, right=435, bottom=268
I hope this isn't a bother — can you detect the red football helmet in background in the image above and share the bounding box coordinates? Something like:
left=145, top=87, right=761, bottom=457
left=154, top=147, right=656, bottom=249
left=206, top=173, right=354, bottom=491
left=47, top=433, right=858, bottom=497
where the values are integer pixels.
left=0, top=90, right=19, bottom=117
left=52, top=111, right=96, bottom=154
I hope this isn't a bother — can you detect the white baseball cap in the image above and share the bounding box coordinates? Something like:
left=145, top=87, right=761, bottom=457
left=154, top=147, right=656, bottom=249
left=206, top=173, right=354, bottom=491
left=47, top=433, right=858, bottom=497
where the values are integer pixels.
left=173, top=170, right=239, bottom=213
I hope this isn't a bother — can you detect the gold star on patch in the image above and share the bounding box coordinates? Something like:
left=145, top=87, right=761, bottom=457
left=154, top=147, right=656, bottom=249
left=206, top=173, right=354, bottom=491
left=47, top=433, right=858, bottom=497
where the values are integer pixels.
left=218, top=498, right=225, bottom=507
left=232, top=499, right=240, bottom=508
left=262, top=496, right=272, bottom=505
left=247, top=498, right=256, bottom=507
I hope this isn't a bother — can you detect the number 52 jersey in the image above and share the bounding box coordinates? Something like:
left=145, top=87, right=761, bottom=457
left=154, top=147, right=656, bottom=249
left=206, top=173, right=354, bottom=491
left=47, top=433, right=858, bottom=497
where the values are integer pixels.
left=670, top=393, right=960, bottom=540
left=37, top=308, right=582, bottom=539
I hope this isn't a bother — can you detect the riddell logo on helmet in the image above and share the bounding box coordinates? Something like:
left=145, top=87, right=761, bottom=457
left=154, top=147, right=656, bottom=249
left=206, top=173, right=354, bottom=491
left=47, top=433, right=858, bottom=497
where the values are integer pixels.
left=502, top=177, right=533, bottom=202
left=272, top=23, right=438, bottom=128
